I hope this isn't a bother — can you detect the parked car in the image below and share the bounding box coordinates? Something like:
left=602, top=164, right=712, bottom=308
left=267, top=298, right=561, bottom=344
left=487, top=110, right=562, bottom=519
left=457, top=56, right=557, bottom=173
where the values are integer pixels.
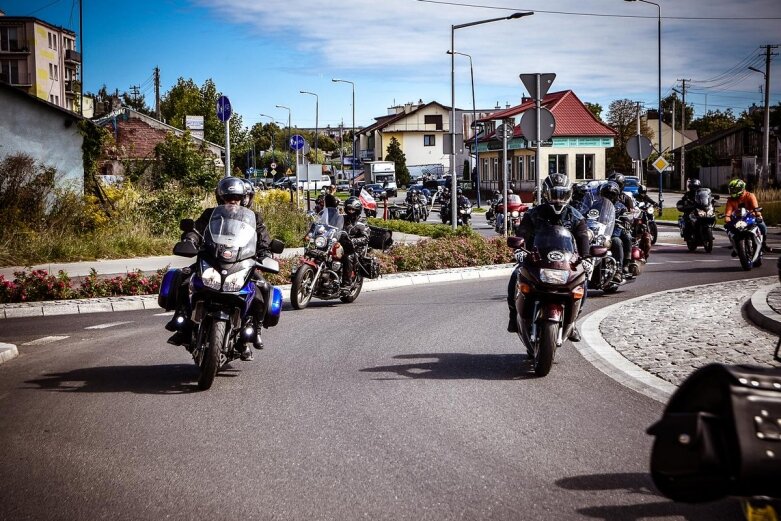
left=364, top=183, right=388, bottom=201
left=624, top=175, right=640, bottom=195
left=272, top=178, right=295, bottom=189
left=336, top=181, right=351, bottom=192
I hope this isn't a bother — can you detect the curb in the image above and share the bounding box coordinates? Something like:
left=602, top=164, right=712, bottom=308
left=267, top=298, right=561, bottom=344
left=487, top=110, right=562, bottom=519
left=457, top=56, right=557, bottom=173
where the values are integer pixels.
left=745, top=283, right=781, bottom=335
left=0, top=342, right=18, bottom=365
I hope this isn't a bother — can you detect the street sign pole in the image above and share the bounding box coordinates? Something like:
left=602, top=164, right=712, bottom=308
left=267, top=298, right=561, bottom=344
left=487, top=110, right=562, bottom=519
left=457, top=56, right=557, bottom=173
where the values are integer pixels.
left=501, top=123, right=509, bottom=237
left=217, top=96, right=233, bottom=178
left=225, top=122, right=230, bottom=178
left=535, top=74, right=541, bottom=205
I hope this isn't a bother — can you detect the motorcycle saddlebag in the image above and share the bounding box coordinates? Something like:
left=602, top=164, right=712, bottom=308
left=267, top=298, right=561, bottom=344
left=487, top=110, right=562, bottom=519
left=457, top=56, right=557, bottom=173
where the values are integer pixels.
left=158, top=268, right=185, bottom=311
left=262, top=286, right=283, bottom=328
left=359, top=256, right=381, bottom=279
left=368, top=226, right=393, bottom=250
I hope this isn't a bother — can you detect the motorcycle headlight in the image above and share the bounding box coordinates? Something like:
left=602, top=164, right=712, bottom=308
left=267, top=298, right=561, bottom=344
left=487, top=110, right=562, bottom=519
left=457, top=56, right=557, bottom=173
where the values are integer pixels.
left=540, top=268, right=569, bottom=285
left=735, top=221, right=747, bottom=230
left=200, top=261, right=222, bottom=291
left=696, top=209, right=707, bottom=217
left=223, top=267, right=251, bottom=292
left=459, top=209, right=466, bottom=214
left=511, top=210, right=520, bottom=217
left=315, top=235, right=328, bottom=249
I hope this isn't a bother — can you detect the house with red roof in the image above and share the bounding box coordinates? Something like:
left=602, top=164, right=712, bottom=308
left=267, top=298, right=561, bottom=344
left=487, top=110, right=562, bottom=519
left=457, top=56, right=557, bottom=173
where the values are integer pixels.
left=471, top=90, right=617, bottom=196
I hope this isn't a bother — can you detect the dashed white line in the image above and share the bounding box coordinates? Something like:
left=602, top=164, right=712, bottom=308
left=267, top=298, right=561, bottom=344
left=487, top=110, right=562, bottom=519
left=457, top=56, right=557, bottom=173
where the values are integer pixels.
left=22, top=336, right=69, bottom=346
left=84, top=321, right=134, bottom=330
left=154, top=312, right=173, bottom=316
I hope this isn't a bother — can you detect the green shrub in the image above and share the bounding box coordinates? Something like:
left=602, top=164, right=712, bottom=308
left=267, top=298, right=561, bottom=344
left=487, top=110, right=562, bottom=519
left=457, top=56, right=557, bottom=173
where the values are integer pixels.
left=139, top=181, right=203, bottom=235
left=367, top=218, right=477, bottom=239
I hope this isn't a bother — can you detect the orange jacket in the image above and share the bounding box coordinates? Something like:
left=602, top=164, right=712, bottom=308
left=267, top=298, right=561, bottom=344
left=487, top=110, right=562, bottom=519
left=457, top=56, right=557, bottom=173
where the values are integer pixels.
left=724, top=192, right=761, bottom=222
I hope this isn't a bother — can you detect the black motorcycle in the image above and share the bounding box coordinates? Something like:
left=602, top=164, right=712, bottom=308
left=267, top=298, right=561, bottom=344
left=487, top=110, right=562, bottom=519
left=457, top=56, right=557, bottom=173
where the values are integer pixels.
left=634, top=199, right=658, bottom=245
left=405, top=190, right=426, bottom=223
left=457, top=197, right=473, bottom=226
left=584, top=197, right=621, bottom=293
left=678, top=188, right=719, bottom=253
left=164, top=206, right=285, bottom=390
left=508, top=225, right=588, bottom=376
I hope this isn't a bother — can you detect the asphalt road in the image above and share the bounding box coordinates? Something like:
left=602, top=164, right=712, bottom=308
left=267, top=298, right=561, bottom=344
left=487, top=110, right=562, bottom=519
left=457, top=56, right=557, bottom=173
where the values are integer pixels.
left=0, top=229, right=775, bottom=520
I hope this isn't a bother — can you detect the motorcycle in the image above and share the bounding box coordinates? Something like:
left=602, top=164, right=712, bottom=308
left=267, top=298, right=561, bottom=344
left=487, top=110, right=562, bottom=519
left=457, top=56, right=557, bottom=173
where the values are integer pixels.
left=678, top=188, right=719, bottom=253
left=457, top=197, right=473, bottom=226
left=584, top=197, right=621, bottom=294
left=486, top=194, right=501, bottom=224
left=165, top=206, right=285, bottom=391
left=727, top=206, right=764, bottom=271
left=616, top=205, right=648, bottom=276
left=405, top=191, right=426, bottom=223
left=495, top=194, right=529, bottom=235
left=634, top=200, right=659, bottom=245
left=507, top=225, right=588, bottom=377
left=290, top=207, right=382, bottom=309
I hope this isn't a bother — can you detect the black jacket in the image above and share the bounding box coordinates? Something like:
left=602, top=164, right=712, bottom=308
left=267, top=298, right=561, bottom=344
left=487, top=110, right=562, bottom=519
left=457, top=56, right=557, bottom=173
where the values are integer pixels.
left=324, top=194, right=340, bottom=208
left=516, top=203, right=590, bottom=257
left=186, top=206, right=272, bottom=256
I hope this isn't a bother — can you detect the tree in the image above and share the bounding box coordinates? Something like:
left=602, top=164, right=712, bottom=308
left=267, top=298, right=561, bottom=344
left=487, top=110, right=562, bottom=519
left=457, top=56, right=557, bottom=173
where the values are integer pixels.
left=585, top=102, right=603, bottom=121
left=688, top=109, right=739, bottom=139
left=606, top=99, right=653, bottom=173
left=661, top=93, right=694, bottom=128
left=384, top=137, right=410, bottom=186
left=149, top=131, right=219, bottom=190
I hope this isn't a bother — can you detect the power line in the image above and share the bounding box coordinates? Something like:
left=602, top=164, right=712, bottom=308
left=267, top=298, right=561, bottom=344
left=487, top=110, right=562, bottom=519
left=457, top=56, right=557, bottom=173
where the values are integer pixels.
left=688, top=50, right=763, bottom=84
left=24, top=0, right=64, bottom=16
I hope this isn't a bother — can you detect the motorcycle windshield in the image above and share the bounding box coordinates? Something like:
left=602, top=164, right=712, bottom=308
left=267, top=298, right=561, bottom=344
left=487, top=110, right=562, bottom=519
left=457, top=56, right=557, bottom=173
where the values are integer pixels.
left=317, top=207, right=345, bottom=230
left=533, top=225, right=577, bottom=262
left=205, top=205, right=257, bottom=259
left=695, top=188, right=712, bottom=209
left=584, top=197, right=616, bottom=237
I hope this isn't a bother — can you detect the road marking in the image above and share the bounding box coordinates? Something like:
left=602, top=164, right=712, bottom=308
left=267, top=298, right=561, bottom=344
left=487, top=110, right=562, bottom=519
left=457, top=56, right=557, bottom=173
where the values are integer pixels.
left=22, top=336, right=69, bottom=346
left=154, top=312, right=173, bottom=316
left=84, top=321, right=134, bottom=330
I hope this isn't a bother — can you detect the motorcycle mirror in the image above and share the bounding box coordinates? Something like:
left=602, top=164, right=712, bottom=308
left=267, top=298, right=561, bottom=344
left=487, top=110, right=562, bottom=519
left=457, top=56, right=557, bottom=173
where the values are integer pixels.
left=173, top=240, right=198, bottom=257
left=756, top=207, right=763, bottom=213
left=269, top=239, right=285, bottom=255
left=507, top=236, right=525, bottom=249
left=179, top=218, right=195, bottom=233
left=712, top=194, right=720, bottom=200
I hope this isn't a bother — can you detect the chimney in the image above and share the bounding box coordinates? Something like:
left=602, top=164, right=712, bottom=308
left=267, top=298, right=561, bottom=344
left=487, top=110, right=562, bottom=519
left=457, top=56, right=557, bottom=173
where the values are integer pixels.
left=521, top=97, right=532, bottom=104
left=505, top=101, right=510, bottom=108
left=495, top=101, right=500, bottom=109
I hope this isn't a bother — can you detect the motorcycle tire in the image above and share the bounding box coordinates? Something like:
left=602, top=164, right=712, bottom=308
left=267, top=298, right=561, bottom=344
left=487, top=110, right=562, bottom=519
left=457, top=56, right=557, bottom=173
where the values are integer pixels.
left=704, top=239, right=714, bottom=253
left=198, top=320, right=223, bottom=391
left=686, top=240, right=697, bottom=252
left=649, top=221, right=658, bottom=245
left=340, top=273, right=363, bottom=303
left=534, top=322, right=557, bottom=377
left=736, top=237, right=754, bottom=271
left=291, top=264, right=315, bottom=309
left=603, top=283, right=620, bottom=294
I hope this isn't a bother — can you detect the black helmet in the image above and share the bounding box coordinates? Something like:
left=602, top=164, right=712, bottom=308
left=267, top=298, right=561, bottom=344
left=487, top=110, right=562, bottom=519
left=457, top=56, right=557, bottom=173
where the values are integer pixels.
left=457, top=188, right=463, bottom=195
left=638, top=184, right=647, bottom=195
left=541, top=173, right=573, bottom=214
left=600, top=181, right=621, bottom=202
left=241, top=179, right=255, bottom=207
left=344, top=196, right=362, bottom=217
left=686, top=178, right=701, bottom=192
left=608, top=172, right=626, bottom=191
left=216, top=176, right=247, bottom=204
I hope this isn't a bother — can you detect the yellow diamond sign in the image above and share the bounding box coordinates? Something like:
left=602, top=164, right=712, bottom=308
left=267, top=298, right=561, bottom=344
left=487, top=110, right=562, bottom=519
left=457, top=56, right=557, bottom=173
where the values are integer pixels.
left=652, top=156, right=670, bottom=173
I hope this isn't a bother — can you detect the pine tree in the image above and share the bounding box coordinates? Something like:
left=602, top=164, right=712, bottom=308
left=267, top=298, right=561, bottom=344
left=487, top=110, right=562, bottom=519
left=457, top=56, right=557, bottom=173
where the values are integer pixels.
left=384, top=137, right=410, bottom=187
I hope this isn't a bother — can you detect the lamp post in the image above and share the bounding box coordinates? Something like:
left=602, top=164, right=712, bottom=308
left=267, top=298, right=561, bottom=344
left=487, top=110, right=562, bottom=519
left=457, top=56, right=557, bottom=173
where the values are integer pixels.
left=259, top=113, right=277, bottom=176
left=447, top=50, right=481, bottom=208
left=450, top=12, right=533, bottom=229
left=299, top=91, right=319, bottom=162
left=625, top=0, right=662, bottom=205
left=275, top=104, right=292, bottom=171
left=748, top=65, right=771, bottom=187
left=332, top=78, right=356, bottom=183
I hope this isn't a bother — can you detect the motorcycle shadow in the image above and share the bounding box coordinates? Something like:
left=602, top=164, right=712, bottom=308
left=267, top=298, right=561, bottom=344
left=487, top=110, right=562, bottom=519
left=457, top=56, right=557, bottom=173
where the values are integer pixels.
left=555, top=472, right=740, bottom=520
left=24, top=364, right=203, bottom=394
left=361, top=353, right=536, bottom=380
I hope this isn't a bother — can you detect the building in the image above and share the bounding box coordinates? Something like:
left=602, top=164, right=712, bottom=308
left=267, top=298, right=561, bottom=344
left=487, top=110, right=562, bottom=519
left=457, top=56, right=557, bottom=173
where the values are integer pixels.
left=0, top=81, right=85, bottom=191
left=644, top=116, right=698, bottom=190
left=0, top=9, right=80, bottom=112
left=472, top=90, right=617, bottom=197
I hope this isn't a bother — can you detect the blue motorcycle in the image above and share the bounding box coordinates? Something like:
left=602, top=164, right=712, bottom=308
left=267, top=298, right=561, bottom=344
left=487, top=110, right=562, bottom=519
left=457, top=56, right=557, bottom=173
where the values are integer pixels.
left=727, top=207, right=763, bottom=271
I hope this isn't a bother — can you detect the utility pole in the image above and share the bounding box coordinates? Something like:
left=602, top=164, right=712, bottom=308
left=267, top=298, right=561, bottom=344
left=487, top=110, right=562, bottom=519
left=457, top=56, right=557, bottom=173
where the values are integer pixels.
left=129, top=85, right=140, bottom=106
left=757, top=45, right=778, bottom=187
left=79, top=0, right=83, bottom=117
left=154, top=66, right=161, bottom=120
left=677, top=79, right=689, bottom=190
left=636, top=102, right=643, bottom=182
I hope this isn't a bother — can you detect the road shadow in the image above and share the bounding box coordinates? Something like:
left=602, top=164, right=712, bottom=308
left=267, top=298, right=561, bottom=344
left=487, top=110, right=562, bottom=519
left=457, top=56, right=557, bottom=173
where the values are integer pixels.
left=665, top=265, right=751, bottom=274
left=24, top=364, right=208, bottom=394
left=361, top=353, right=534, bottom=380
left=555, top=472, right=740, bottom=520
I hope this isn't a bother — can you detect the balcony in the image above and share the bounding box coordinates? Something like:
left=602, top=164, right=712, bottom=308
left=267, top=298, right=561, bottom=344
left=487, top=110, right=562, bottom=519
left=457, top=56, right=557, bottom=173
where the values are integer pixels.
left=0, top=72, right=32, bottom=87
left=0, top=42, right=31, bottom=55
left=64, top=49, right=81, bottom=64
left=65, top=81, right=76, bottom=95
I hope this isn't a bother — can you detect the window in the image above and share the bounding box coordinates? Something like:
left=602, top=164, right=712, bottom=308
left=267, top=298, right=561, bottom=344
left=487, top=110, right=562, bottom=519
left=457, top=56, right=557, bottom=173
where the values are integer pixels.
left=0, top=59, right=19, bottom=83
left=424, top=114, right=443, bottom=130
left=548, top=154, right=567, bottom=175
left=424, top=134, right=435, bottom=146
left=512, top=155, right=524, bottom=181
left=576, top=154, right=595, bottom=180
left=530, top=155, right=536, bottom=180
left=49, top=63, right=58, bottom=80
left=0, top=27, right=20, bottom=51
left=52, top=34, right=57, bottom=50
left=50, top=94, right=55, bottom=103
left=481, top=158, right=490, bottom=181
left=491, top=157, right=499, bottom=180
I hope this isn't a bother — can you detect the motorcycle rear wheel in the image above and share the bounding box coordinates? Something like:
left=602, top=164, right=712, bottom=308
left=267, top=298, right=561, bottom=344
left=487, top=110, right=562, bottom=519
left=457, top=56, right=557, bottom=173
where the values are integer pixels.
left=649, top=221, right=658, bottom=244
left=736, top=237, right=754, bottom=271
left=534, top=322, right=557, bottom=377
left=686, top=240, right=697, bottom=252
left=291, top=265, right=315, bottom=309
left=340, top=273, right=364, bottom=303
left=704, top=239, right=713, bottom=253
left=198, top=320, right=223, bottom=391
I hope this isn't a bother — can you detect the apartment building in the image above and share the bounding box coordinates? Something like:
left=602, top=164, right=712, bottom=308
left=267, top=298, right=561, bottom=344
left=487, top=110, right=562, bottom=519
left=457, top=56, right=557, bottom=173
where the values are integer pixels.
left=0, top=9, right=81, bottom=112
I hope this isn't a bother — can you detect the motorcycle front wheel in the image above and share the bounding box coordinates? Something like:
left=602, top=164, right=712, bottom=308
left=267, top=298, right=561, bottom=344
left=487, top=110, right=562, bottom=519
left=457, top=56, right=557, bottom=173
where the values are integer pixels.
left=534, top=322, right=557, bottom=377
left=291, top=265, right=316, bottom=309
left=340, top=272, right=364, bottom=303
left=736, top=237, right=755, bottom=271
left=649, top=221, right=658, bottom=244
left=198, top=320, right=223, bottom=390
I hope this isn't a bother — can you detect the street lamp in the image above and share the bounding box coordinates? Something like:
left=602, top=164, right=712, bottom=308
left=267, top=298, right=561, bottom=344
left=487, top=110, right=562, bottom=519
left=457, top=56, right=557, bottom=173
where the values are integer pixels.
left=748, top=65, right=771, bottom=187
left=450, top=12, right=533, bottom=229
left=332, top=78, right=356, bottom=183
left=299, top=91, right=319, bottom=162
left=259, top=113, right=277, bottom=164
left=625, top=0, right=662, bottom=205
left=275, top=104, right=292, bottom=170
left=447, top=49, right=482, bottom=208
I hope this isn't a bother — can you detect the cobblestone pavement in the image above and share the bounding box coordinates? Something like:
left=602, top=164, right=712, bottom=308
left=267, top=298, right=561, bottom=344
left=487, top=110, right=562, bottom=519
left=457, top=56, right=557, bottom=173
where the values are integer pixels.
left=599, top=276, right=781, bottom=387
left=767, top=285, right=781, bottom=314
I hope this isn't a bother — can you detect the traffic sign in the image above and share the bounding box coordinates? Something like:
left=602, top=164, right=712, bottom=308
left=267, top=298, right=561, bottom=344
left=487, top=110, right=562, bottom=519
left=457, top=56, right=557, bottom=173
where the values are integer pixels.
left=495, top=123, right=514, bottom=140
left=519, top=73, right=556, bottom=100
left=520, top=107, right=556, bottom=143
left=217, top=96, right=232, bottom=122
left=627, top=135, right=653, bottom=161
left=290, top=134, right=305, bottom=151
left=270, top=162, right=277, bottom=169
left=652, top=156, right=670, bottom=173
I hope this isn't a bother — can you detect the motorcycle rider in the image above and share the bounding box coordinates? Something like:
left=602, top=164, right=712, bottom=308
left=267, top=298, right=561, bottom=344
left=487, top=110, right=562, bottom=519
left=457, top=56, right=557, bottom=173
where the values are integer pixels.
left=166, top=177, right=272, bottom=360
left=507, top=173, right=590, bottom=341
left=324, top=184, right=340, bottom=209
left=675, top=177, right=702, bottom=240
left=598, top=181, right=632, bottom=280
left=635, top=184, right=659, bottom=210
left=725, top=178, right=771, bottom=253
left=340, top=196, right=369, bottom=284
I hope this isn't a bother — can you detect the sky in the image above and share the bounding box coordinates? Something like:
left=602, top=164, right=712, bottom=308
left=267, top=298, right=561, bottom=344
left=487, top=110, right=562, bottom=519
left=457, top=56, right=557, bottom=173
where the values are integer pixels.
left=2, top=0, right=780, bottom=132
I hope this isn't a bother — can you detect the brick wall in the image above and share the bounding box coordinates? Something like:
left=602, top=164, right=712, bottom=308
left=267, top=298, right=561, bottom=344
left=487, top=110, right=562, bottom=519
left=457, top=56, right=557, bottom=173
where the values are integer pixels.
left=111, top=118, right=169, bottom=159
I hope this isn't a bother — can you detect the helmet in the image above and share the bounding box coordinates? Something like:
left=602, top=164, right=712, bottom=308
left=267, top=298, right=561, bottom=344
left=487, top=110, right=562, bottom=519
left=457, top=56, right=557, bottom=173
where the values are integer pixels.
left=728, top=178, right=746, bottom=198
left=686, top=178, right=701, bottom=192
left=215, top=176, right=247, bottom=204
left=600, top=181, right=621, bottom=202
left=608, top=172, right=626, bottom=191
left=456, top=188, right=463, bottom=196
left=638, top=184, right=647, bottom=195
left=344, top=196, right=362, bottom=217
left=541, top=173, right=573, bottom=214
left=241, top=179, right=255, bottom=207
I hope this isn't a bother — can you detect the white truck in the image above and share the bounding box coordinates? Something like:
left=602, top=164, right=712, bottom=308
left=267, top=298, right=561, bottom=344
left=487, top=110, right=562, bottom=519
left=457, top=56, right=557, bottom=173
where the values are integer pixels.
left=363, top=161, right=397, bottom=196
left=295, top=164, right=332, bottom=191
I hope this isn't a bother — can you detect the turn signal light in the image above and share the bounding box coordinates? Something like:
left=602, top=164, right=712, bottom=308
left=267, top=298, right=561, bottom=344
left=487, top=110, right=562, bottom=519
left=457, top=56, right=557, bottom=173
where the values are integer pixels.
left=572, top=285, right=585, bottom=300
left=519, top=282, right=533, bottom=295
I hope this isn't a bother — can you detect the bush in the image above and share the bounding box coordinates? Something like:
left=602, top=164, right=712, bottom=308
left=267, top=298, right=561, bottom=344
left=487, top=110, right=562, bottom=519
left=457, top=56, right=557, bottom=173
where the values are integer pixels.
left=139, top=181, right=203, bottom=236
left=254, top=189, right=310, bottom=247
left=378, top=235, right=512, bottom=272
left=367, top=218, right=477, bottom=239
left=0, top=154, right=56, bottom=238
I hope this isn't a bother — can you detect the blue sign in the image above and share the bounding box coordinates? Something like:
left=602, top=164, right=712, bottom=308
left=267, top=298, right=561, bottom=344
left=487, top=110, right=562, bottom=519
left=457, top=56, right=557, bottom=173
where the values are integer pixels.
left=217, top=96, right=232, bottom=122
left=289, top=134, right=305, bottom=151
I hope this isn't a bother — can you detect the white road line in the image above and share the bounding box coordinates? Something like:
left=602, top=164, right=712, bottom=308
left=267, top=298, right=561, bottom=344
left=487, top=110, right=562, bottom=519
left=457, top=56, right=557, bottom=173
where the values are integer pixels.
left=22, top=336, right=69, bottom=346
left=154, top=312, right=173, bottom=316
left=84, top=321, right=134, bottom=330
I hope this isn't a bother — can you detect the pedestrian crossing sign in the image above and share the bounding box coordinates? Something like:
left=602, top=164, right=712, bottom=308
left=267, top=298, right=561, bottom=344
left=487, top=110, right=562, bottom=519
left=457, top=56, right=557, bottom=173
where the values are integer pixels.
left=652, top=156, right=669, bottom=173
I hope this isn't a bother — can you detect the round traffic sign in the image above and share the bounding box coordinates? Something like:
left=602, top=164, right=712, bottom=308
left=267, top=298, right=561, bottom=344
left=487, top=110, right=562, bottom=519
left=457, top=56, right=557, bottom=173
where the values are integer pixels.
left=289, top=134, right=305, bottom=151
left=217, top=96, right=232, bottom=123
left=626, top=135, right=653, bottom=161
left=270, top=162, right=277, bottom=169
left=520, top=108, right=556, bottom=143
